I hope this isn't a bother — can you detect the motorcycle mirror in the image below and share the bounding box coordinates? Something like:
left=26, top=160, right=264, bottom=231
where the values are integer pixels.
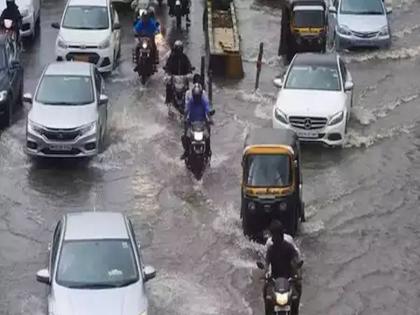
left=256, top=261, right=265, bottom=270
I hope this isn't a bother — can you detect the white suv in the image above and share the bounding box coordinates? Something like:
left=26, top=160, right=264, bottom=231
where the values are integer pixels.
left=52, top=0, right=121, bottom=73
left=272, top=53, right=354, bottom=147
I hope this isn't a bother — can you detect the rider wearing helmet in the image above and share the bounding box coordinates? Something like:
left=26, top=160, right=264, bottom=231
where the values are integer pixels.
left=133, top=7, right=160, bottom=71
left=0, top=0, right=22, bottom=42
left=264, top=220, right=302, bottom=315
left=168, top=0, right=191, bottom=23
left=181, top=83, right=212, bottom=160
left=164, top=40, right=193, bottom=104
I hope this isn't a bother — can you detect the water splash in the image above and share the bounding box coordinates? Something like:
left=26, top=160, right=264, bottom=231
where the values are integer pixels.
left=345, top=45, right=420, bottom=63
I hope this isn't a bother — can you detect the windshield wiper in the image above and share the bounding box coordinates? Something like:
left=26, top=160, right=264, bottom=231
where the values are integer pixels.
left=359, top=11, right=383, bottom=15
left=43, top=101, right=81, bottom=105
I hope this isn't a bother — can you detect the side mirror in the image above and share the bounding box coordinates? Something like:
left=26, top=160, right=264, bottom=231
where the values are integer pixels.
left=36, top=269, right=51, bottom=285
left=99, top=94, right=108, bottom=106
left=256, top=261, right=265, bottom=270
left=23, top=92, right=33, bottom=104
left=386, top=7, right=392, bottom=14
left=209, top=109, right=215, bottom=116
left=51, top=22, right=60, bottom=29
left=273, top=78, right=283, bottom=88
left=329, top=6, right=337, bottom=14
left=344, top=81, right=354, bottom=91
left=113, top=22, right=121, bottom=30
left=143, top=265, right=156, bottom=282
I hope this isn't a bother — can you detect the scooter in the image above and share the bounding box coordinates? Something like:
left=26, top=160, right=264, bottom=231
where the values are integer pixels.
left=133, top=37, right=156, bottom=84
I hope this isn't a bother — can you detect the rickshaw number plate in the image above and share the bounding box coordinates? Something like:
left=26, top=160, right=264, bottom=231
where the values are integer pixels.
left=297, top=131, right=318, bottom=138
left=274, top=305, right=290, bottom=311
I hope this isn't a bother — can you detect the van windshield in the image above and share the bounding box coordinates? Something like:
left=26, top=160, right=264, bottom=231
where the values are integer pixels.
left=246, top=154, right=291, bottom=187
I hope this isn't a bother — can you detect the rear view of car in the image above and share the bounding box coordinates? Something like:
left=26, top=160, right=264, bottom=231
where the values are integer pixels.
left=24, top=62, right=108, bottom=158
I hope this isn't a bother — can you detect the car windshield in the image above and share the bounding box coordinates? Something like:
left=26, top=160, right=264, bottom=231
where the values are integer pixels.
left=246, top=154, right=291, bottom=187
left=63, top=6, right=109, bottom=30
left=56, top=239, right=139, bottom=289
left=36, top=75, right=94, bottom=105
left=340, top=0, right=384, bottom=15
left=285, top=64, right=341, bottom=91
left=293, top=10, right=324, bottom=28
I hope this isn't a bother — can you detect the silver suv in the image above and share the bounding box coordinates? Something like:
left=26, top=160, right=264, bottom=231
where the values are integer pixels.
left=24, top=61, right=108, bottom=157
left=36, top=212, right=156, bottom=315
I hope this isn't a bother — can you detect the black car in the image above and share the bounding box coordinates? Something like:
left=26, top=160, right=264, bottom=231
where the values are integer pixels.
left=0, top=34, right=23, bottom=127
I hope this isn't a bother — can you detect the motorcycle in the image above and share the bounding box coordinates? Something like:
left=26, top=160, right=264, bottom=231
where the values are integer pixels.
left=257, top=261, right=302, bottom=315
left=169, top=0, right=190, bottom=29
left=133, top=37, right=156, bottom=84
left=185, top=113, right=214, bottom=180
left=169, top=75, right=189, bottom=115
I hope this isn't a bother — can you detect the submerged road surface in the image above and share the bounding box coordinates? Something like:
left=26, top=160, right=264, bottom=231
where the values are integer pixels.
left=1, top=0, right=420, bottom=314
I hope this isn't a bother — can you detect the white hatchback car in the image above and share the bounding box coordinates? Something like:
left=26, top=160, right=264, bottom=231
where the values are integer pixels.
left=272, top=53, right=354, bottom=147
left=0, top=0, right=41, bottom=39
left=52, top=0, right=121, bottom=73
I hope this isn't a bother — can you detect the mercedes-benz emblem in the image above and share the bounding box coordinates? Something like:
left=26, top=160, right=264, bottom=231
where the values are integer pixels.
left=80, top=45, right=86, bottom=49
left=304, top=118, right=312, bottom=130
left=58, top=133, right=64, bottom=139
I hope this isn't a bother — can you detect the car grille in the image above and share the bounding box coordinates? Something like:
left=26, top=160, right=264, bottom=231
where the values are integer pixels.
left=68, top=45, right=99, bottom=49
left=41, top=128, right=81, bottom=141
left=65, top=52, right=100, bottom=65
left=352, top=31, right=378, bottom=38
left=289, top=116, right=328, bottom=130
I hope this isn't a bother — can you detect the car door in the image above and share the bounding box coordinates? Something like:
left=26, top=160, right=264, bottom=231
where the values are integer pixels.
left=339, top=57, right=352, bottom=113
left=94, top=68, right=106, bottom=134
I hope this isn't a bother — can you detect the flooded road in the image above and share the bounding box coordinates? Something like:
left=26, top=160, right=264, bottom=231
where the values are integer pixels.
left=1, top=0, right=420, bottom=314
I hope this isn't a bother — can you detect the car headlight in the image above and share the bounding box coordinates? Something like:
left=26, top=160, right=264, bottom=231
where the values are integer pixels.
left=379, top=26, right=389, bottom=36
left=80, top=122, right=96, bottom=134
left=274, top=108, right=288, bottom=124
left=57, top=37, right=68, bottom=49
left=0, top=90, right=7, bottom=102
left=337, top=24, right=352, bottom=36
left=28, top=120, right=44, bottom=134
left=275, top=292, right=289, bottom=306
left=328, top=111, right=344, bottom=126
left=99, top=38, right=111, bottom=49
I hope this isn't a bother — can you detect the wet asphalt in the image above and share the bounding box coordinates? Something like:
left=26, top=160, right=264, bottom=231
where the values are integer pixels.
left=1, top=0, right=420, bottom=314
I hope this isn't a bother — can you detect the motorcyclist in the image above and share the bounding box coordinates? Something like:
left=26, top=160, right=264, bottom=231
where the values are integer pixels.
left=168, top=0, right=191, bottom=23
left=264, top=220, right=302, bottom=315
left=0, top=0, right=22, bottom=42
left=164, top=40, right=193, bottom=104
left=181, top=83, right=212, bottom=160
left=133, top=8, right=160, bottom=72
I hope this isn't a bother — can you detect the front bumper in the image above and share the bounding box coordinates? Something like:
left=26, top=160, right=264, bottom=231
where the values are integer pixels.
left=272, top=111, right=347, bottom=146
left=55, top=45, right=114, bottom=72
left=26, top=129, right=99, bottom=158
left=20, top=13, right=35, bottom=37
left=336, top=31, right=391, bottom=49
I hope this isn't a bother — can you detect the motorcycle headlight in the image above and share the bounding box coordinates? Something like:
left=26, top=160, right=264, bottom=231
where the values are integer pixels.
left=274, top=108, right=288, bottom=124
left=28, top=120, right=44, bottom=134
left=379, top=25, right=389, bottom=36
left=99, top=38, right=111, bottom=49
left=80, top=122, right=96, bottom=134
left=275, top=292, right=289, bottom=306
left=337, top=24, right=352, bottom=36
left=0, top=90, right=7, bottom=102
left=142, top=42, right=148, bottom=49
left=57, top=37, right=68, bottom=49
left=328, top=111, right=344, bottom=126
left=193, top=131, right=204, bottom=141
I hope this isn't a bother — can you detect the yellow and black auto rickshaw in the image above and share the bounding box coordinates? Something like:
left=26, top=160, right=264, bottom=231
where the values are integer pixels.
left=279, top=0, right=328, bottom=63
left=241, top=128, right=304, bottom=239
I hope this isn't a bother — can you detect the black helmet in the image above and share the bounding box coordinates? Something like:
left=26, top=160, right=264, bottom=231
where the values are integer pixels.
left=173, top=40, right=183, bottom=54
left=193, top=74, right=202, bottom=85
left=192, top=83, right=203, bottom=103
left=269, top=220, right=284, bottom=243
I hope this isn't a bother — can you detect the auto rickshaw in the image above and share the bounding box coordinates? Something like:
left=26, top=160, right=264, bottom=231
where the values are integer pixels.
left=241, top=128, right=304, bottom=239
left=279, top=0, right=328, bottom=63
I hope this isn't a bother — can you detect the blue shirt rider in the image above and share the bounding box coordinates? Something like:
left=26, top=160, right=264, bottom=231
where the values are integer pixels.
left=133, top=10, right=159, bottom=71
left=181, top=83, right=212, bottom=160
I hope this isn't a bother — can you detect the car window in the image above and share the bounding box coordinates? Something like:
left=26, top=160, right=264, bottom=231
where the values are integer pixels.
left=63, top=6, right=109, bottom=30
left=339, top=58, right=347, bottom=83
left=36, top=75, right=94, bottom=105
left=340, top=0, right=384, bottom=15
left=56, top=239, right=139, bottom=288
left=285, top=64, right=341, bottom=91
left=50, top=221, right=62, bottom=275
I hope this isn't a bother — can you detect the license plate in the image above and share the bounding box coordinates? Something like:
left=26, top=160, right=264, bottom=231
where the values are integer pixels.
left=297, top=131, right=318, bottom=138
left=49, top=145, right=72, bottom=151
left=73, top=54, right=90, bottom=62
left=274, top=305, right=291, bottom=312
